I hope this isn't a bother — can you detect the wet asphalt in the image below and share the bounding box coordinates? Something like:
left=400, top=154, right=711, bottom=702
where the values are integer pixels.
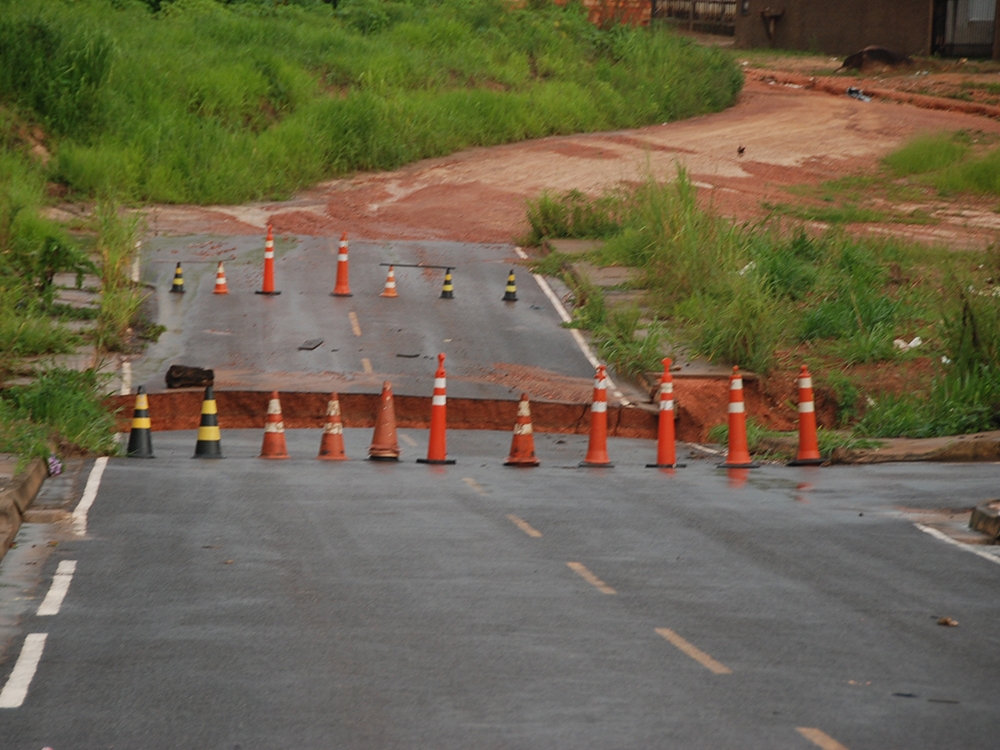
left=1, top=429, right=998, bottom=749
left=134, top=235, right=595, bottom=399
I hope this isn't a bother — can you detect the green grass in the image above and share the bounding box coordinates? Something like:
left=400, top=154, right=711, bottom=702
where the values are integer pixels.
left=524, top=170, right=1000, bottom=437
left=762, top=201, right=937, bottom=226
left=0, top=0, right=743, bottom=205
left=0, top=368, right=119, bottom=461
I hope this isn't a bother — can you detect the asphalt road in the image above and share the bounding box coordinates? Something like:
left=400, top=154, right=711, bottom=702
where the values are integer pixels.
left=1, top=429, right=998, bottom=749
left=133, top=235, right=599, bottom=399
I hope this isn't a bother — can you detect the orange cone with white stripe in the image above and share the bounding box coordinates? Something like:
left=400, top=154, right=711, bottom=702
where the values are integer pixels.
left=418, top=353, right=455, bottom=465
left=256, top=225, right=281, bottom=295
left=369, top=381, right=400, bottom=461
left=646, top=358, right=685, bottom=468
left=789, top=365, right=824, bottom=466
left=332, top=232, right=352, bottom=297
left=259, top=391, right=289, bottom=459
left=720, top=366, right=758, bottom=469
left=505, top=393, right=539, bottom=466
left=213, top=261, right=229, bottom=294
left=580, top=364, right=613, bottom=467
left=380, top=265, right=398, bottom=298
left=317, top=392, right=348, bottom=461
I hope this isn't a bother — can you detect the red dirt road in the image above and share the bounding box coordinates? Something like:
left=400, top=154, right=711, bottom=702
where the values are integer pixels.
left=143, top=76, right=1000, bottom=249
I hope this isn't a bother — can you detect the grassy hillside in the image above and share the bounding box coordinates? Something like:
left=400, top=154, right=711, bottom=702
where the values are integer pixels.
left=0, top=0, right=743, bottom=205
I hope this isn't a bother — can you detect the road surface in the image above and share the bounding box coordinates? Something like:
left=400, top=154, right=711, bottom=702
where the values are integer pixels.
left=1, top=429, right=998, bottom=749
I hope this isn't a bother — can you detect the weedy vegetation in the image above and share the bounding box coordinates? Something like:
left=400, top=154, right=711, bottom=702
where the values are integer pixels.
left=526, top=167, right=1000, bottom=440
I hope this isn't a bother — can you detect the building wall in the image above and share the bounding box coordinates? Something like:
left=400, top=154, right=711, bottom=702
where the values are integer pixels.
left=733, top=0, right=933, bottom=56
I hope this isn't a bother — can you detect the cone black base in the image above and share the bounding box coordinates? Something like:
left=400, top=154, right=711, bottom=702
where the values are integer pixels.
left=719, top=461, right=760, bottom=469
left=368, top=455, right=400, bottom=462
left=417, top=458, right=456, bottom=465
left=504, top=460, right=539, bottom=467
left=255, top=290, right=282, bottom=295
left=331, top=292, right=352, bottom=297
left=126, top=439, right=155, bottom=459
left=788, top=457, right=825, bottom=466
left=579, top=461, right=614, bottom=468
left=645, top=462, right=687, bottom=468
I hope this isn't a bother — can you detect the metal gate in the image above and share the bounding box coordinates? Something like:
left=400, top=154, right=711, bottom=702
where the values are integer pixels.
left=933, top=0, right=996, bottom=56
left=652, top=1, right=738, bottom=34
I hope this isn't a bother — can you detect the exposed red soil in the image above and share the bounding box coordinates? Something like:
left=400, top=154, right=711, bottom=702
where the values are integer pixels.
left=109, top=374, right=792, bottom=443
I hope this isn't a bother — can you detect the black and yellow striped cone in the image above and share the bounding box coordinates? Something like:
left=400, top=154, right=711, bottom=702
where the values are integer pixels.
left=440, top=268, right=454, bottom=299
left=193, top=385, right=224, bottom=459
left=169, top=262, right=185, bottom=294
left=125, top=385, right=154, bottom=458
left=503, top=269, right=517, bottom=302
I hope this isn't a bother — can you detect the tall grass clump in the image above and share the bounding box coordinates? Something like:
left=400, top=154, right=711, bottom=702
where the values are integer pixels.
left=883, top=133, right=968, bottom=176
left=0, top=0, right=742, bottom=204
left=0, top=368, right=118, bottom=459
left=933, top=148, right=1000, bottom=196
left=93, top=202, right=145, bottom=352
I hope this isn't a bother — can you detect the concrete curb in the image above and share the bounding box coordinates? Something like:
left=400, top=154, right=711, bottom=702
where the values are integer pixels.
left=0, top=457, right=48, bottom=562
left=969, top=501, right=1000, bottom=541
left=830, top=431, right=1000, bottom=464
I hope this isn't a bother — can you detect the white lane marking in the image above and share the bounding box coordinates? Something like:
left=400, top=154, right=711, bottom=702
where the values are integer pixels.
left=348, top=311, right=362, bottom=337
left=796, top=727, right=851, bottom=750
left=361, top=357, right=373, bottom=374
left=72, top=457, right=109, bottom=537
left=0, top=633, right=48, bottom=708
left=399, top=433, right=418, bottom=447
left=36, top=561, right=77, bottom=616
left=915, top=523, right=1000, bottom=567
left=514, top=247, right=630, bottom=406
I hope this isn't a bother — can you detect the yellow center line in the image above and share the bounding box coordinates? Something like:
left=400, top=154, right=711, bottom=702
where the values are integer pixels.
left=348, top=311, right=362, bottom=337
left=507, top=514, right=542, bottom=538
left=796, top=728, right=851, bottom=750
left=655, top=628, right=732, bottom=675
left=361, top=358, right=373, bottom=374
left=462, top=477, right=488, bottom=495
left=398, top=433, right=418, bottom=447
left=567, top=562, right=616, bottom=595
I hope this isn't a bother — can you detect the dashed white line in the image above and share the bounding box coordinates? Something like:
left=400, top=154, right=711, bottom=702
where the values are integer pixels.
left=72, top=456, right=108, bottom=537
left=36, top=560, right=77, bottom=616
left=0, top=633, right=48, bottom=708
left=514, top=247, right=630, bottom=406
left=915, top=523, right=1000, bottom=567
left=796, top=727, right=851, bottom=750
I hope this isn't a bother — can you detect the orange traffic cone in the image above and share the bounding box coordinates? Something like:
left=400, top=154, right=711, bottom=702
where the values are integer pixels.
left=789, top=365, right=824, bottom=466
left=369, top=381, right=400, bottom=461
left=318, top=392, right=348, bottom=461
left=418, top=353, right=455, bottom=465
left=213, top=261, right=229, bottom=295
left=332, top=232, right=352, bottom=297
left=720, top=366, right=758, bottom=469
left=256, top=225, right=281, bottom=296
left=504, top=393, right=539, bottom=467
left=646, top=358, right=685, bottom=469
left=580, top=364, right=613, bottom=467
left=259, top=391, right=289, bottom=459
left=380, top=265, right=398, bottom=298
